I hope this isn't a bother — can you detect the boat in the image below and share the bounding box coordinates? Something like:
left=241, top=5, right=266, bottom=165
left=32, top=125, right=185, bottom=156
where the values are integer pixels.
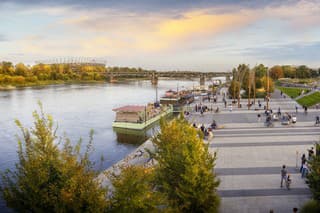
left=159, top=90, right=194, bottom=112
left=112, top=103, right=173, bottom=130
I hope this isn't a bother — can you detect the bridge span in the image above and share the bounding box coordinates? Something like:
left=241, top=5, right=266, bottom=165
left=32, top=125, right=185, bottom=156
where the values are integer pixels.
left=106, top=71, right=231, bottom=85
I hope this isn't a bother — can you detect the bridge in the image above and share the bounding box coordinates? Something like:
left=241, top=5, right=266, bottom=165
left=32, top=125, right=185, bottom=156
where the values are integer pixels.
left=106, top=71, right=231, bottom=85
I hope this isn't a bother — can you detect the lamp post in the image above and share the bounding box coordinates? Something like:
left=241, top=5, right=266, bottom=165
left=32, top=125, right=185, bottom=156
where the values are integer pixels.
left=266, top=69, right=270, bottom=110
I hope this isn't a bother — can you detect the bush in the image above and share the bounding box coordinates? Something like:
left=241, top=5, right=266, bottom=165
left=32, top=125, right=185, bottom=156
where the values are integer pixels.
left=0, top=104, right=108, bottom=212
left=151, top=116, right=220, bottom=212
left=300, top=200, right=320, bottom=213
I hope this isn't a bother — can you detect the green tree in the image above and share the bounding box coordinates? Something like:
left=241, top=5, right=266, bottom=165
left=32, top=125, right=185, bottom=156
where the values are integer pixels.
left=0, top=104, right=108, bottom=212
left=254, top=64, right=268, bottom=78
left=307, top=143, right=320, bottom=201
left=296, top=65, right=311, bottom=78
left=152, top=117, right=220, bottom=212
left=108, top=165, right=165, bottom=212
left=282, top=65, right=296, bottom=78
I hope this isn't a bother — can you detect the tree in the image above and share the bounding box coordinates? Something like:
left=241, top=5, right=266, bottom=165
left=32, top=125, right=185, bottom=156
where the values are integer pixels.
left=269, top=65, right=284, bottom=80
left=228, top=80, right=240, bottom=99
left=282, top=65, right=296, bottom=78
left=261, top=76, right=274, bottom=93
left=307, top=143, right=320, bottom=201
left=152, top=117, right=220, bottom=212
left=296, top=65, right=311, bottom=79
left=15, top=63, right=30, bottom=77
left=254, top=64, right=268, bottom=78
left=108, top=165, right=165, bottom=212
left=0, top=104, right=108, bottom=212
left=0, top=61, right=15, bottom=75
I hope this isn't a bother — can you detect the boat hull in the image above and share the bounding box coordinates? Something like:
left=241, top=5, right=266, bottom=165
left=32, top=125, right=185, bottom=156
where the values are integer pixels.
left=112, top=105, right=173, bottom=130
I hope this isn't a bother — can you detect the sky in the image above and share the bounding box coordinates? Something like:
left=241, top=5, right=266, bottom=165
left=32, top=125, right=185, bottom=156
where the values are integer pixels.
left=0, top=0, right=320, bottom=71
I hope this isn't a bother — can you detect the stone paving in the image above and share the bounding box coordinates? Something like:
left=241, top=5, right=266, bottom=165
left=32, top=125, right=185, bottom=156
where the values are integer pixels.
left=99, top=88, right=319, bottom=212
left=188, top=88, right=318, bottom=212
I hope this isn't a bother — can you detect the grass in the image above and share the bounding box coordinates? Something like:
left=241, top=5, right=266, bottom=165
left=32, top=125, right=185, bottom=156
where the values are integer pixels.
left=297, top=92, right=320, bottom=107
left=277, top=86, right=310, bottom=98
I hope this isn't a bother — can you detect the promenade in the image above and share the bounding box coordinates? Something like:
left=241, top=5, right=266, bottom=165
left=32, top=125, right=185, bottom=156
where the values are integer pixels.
left=100, top=88, right=319, bottom=212
left=187, top=88, right=318, bottom=212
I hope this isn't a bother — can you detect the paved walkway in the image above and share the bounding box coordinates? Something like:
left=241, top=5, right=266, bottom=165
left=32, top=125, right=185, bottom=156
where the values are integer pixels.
left=211, top=126, right=315, bottom=212
left=99, top=89, right=318, bottom=212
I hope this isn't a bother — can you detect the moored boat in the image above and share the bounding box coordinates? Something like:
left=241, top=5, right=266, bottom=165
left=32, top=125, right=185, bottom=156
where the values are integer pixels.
left=160, top=90, right=194, bottom=112
left=112, top=103, right=173, bottom=130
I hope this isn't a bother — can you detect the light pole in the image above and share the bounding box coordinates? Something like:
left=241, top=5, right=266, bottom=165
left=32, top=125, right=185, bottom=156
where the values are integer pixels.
left=266, top=69, right=270, bottom=110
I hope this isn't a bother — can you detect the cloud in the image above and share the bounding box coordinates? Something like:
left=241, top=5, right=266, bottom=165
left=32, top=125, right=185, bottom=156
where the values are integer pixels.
left=0, top=34, right=8, bottom=42
left=56, top=7, right=257, bottom=54
left=0, top=0, right=301, bottom=13
left=240, top=41, right=320, bottom=64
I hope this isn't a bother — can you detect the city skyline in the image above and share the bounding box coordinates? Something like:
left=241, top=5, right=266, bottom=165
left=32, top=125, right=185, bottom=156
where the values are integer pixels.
left=1, top=0, right=320, bottom=71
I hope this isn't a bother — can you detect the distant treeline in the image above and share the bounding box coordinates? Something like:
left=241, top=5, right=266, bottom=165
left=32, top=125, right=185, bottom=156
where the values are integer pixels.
left=106, top=66, right=155, bottom=73
left=0, top=62, right=107, bottom=86
left=267, top=65, right=320, bottom=79
left=0, top=62, right=155, bottom=86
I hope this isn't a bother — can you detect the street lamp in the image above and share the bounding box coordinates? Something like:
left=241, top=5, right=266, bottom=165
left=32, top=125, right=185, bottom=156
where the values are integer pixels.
left=266, top=69, right=270, bottom=110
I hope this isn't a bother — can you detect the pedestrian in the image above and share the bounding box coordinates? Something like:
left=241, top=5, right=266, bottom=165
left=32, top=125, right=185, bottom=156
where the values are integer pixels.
left=295, top=105, right=298, bottom=113
left=281, top=165, right=287, bottom=187
left=293, top=207, right=298, bottom=213
left=300, top=154, right=306, bottom=173
left=224, top=100, right=227, bottom=108
left=308, top=147, right=314, bottom=160
left=301, top=163, right=309, bottom=178
left=257, top=113, right=261, bottom=122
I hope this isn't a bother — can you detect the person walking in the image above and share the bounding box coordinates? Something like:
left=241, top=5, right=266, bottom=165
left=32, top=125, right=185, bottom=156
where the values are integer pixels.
left=300, top=154, right=306, bottom=173
left=281, top=165, right=287, bottom=188
left=295, top=105, right=298, bottom=113
left=257, top=113, right=261, bottom=122
left=301, top=162, right=308, bottom=178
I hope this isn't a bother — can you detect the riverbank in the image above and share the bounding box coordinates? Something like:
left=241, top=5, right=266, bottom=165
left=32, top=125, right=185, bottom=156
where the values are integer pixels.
left=0, top=80, right=107, bottom=91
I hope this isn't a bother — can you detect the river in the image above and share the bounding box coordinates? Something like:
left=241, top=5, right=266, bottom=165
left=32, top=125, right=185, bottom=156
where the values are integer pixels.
left=0, top=78, right=230, bottom=211
left=0, top=80, right=204, bottom=172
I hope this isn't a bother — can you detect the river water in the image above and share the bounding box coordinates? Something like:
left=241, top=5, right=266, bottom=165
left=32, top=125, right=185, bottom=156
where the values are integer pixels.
left=0, top=78, right=231, bottom=211
left=0, top=80, right=202, bottom=173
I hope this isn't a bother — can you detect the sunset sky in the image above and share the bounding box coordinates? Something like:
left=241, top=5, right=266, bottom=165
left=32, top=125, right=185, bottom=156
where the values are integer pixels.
left=0, top=0, right=319, bottom=71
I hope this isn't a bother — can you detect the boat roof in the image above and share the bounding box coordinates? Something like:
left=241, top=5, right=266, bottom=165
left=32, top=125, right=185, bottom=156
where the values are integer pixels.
left=113, top=105, right=145, bottom=112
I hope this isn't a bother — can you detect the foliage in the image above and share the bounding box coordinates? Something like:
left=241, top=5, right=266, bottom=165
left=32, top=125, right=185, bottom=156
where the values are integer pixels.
left=269, top=66, right=284, bottom=80
left=0, top=104, right=108, bottom=212
left=152, top=116, right=220, bottom=212
left=277, top=87, right=310, bottom=98
left=300, top=200, right=320, bottom=213
left=254, top=64, right=268, bottom=78
left=306, top=143, right=320, bottom=201
left=297, top=92, right=320, bottom=107
left=0, top=61, right=106, bottom=86
left=228, top=80, right=240, bottom=99
left=261, top=76, right=274, bottom=93
left=108, top=165, right=165, bottom=212
left=296, top=65, right=311, bottom=79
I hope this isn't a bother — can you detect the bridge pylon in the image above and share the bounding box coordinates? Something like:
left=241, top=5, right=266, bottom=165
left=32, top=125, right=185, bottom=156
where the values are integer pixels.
left=151, top=72, right=158, bottom=85
left=200, top=74, right=205, bottom=86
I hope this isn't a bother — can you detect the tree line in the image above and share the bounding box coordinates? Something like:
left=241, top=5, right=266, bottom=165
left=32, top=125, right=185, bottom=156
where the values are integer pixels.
left=0, top=61, right=155, bottom=86
left=228, top=64, right=320, bottom=101
left=0, top=105, right=220, bottom=212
